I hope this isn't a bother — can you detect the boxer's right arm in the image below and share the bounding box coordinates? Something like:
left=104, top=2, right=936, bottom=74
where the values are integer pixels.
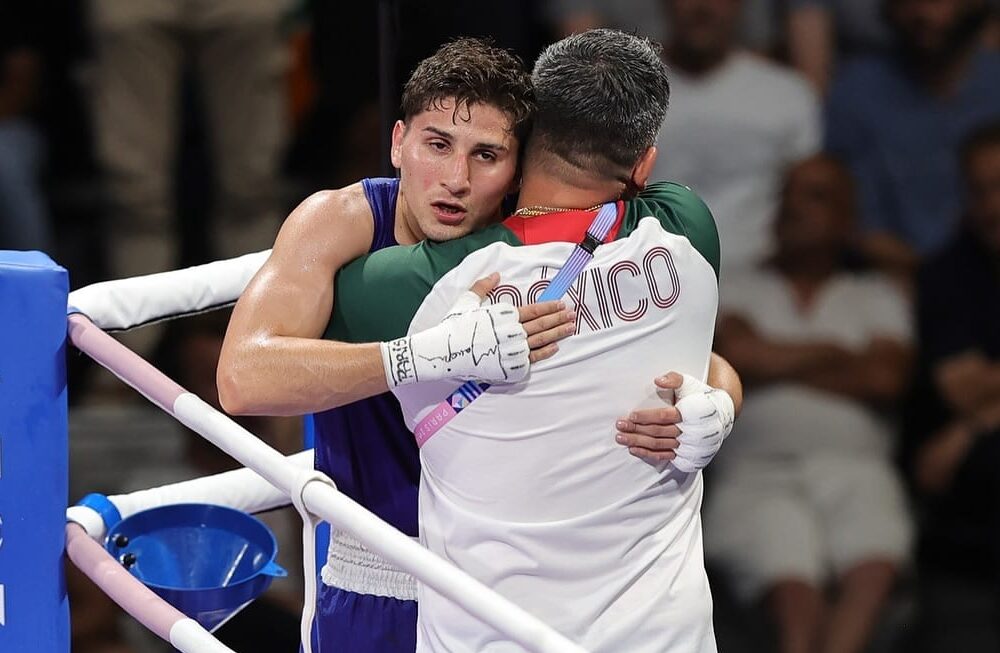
left=218, top=186, right=387, bottom=416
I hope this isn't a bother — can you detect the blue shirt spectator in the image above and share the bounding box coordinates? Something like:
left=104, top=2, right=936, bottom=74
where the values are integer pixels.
left=898, top=121, right=1000, bottom=653
left=790, top=0, right=894, bottom=55
left=826, top=47, right=1000, bottom=256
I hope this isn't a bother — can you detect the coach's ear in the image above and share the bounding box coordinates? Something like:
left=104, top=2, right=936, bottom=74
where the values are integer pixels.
left=390, top=120, right=407, bottom=169
left=629, top=145, right=658, bottom=192
left=507, top=170, right=522, bottom=195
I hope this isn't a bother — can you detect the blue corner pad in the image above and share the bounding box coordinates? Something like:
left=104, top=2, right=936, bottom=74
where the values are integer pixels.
left=0, top=250, right=59, bottom=267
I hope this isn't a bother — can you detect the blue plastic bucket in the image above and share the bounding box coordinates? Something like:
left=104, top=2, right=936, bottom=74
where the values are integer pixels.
left=105, top=503, right=287, bottom=631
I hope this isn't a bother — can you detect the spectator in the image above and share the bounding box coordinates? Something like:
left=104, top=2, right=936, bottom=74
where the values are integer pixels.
left=708, top=155, right=913, bottom=653
left=86, top=0, right=293, bottom=284
left=787, top=0, right=896, bottom=93
left=545, top=0, right=669, bottom=43
left=901, top=121, right=1000, bottom=652
left=825, top=0, right=1000, bottom=282
left=544, top=0, right=783, bottom=55
left=652, top=0, right=820, bottom=277
left=791, top=0, right=1000, bottom=94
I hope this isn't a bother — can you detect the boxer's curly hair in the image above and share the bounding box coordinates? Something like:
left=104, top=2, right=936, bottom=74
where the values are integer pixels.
left=401, top=38, right=535, bottom=143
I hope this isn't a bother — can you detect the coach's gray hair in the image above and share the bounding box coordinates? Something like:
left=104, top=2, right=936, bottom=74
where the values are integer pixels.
left=530, top=29, right=670, bottom=177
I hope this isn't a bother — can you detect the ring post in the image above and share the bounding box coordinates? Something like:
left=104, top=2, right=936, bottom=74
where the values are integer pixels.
left=0, top=251, right=70, bottom=652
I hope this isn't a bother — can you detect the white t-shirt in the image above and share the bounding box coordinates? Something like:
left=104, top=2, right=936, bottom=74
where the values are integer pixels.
left=717, top=270, right=911, bottom=461
left=394, top=218, right=720, bottom=652
left=653, top=52, right=821, bottom=274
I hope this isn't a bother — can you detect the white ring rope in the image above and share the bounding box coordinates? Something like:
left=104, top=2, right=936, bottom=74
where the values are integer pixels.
left=67, top=250, right=271, bottom=331
left=66, top=261, right=589, bottom=653
left=67, top=450, right=311, bottom=540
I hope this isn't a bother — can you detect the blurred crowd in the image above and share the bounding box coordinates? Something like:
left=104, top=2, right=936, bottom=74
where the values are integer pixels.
left=3, top=0, right=999, bottom=652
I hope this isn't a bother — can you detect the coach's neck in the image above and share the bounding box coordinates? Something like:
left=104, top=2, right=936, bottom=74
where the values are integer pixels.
left=517, top=146, right=625, bottom=213
left=517, top=142, right=657, bottom=212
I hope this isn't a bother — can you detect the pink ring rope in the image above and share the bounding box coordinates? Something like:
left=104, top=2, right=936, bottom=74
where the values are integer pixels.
left=65, top=523, right=186, bottom=641
left=67, top=313, right=186, bottom=411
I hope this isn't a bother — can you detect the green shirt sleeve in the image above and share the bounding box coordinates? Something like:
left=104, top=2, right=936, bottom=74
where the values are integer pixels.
left=621, top=182, right=721, bottom=280
left=324, top=223, right=521, bottom=343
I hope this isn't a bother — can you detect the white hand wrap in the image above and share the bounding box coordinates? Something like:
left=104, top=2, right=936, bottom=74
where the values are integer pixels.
left=672, top=374, right=736, bottom=473
left=380, top=291, right=529, bottom=388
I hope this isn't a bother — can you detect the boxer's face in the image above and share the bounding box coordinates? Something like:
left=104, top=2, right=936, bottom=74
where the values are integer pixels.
left=391, top=98, right=519, bottom=244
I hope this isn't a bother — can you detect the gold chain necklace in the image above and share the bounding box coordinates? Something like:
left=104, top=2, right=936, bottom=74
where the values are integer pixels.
left=512, top=203, right=605, bottom=217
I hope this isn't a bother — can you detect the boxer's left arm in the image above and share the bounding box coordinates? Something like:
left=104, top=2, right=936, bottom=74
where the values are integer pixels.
left=614, top=352, right=742, bottom=464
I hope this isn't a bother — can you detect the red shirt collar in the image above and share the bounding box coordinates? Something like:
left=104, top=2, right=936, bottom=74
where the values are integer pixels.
left=502, top=201, right=624, bottom=246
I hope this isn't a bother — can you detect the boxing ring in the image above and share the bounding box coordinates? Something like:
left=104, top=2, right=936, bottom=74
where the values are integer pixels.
left=0, top=250, right=587, bottom=653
